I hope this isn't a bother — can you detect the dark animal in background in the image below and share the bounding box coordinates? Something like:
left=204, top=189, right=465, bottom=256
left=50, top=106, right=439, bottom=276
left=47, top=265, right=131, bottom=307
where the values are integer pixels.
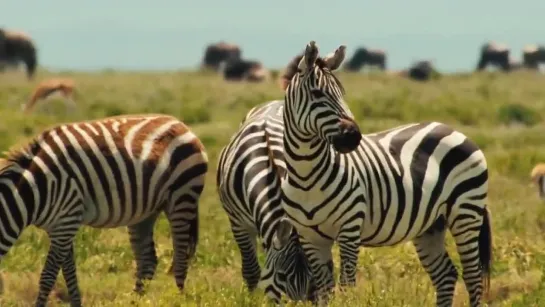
left=222, top=59, right=270, bottom=82
left=407, top=60, right=437, bottom=81
left=344, top=47, right=386, bottom=71
left=0, top=28, right=38, bottom=80
left=522, top=45, right=545, bottom=70
left=201, top=41, right=242, bottom=71
left=476, top=42, right=510, bottom=72
left=394, top=60, right=438, bottom=82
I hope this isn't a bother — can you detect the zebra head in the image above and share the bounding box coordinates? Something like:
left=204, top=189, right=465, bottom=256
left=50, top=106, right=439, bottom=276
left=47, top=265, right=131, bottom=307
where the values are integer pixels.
left=260, top=217, right=316, bottom=303
left=284, top=41, right=362, bottom=154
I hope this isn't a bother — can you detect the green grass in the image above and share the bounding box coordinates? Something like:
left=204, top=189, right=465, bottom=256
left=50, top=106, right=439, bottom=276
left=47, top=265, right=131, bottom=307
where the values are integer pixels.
left=1, top=69, right=545, bottom=306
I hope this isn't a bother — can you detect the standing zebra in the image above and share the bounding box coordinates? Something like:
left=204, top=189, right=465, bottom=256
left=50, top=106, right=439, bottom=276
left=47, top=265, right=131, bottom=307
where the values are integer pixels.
left=272, top=41, right=492, bottom=307
left=0, top=114, right=208, bottom=306
left=216, top=100, right=315, bottom=303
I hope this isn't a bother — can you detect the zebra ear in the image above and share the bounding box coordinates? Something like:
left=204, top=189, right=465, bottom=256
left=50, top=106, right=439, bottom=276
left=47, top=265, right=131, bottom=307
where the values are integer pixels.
left=324, top=45, right=346, bottom=71
left=272, top=217, right=293, bottom=249
left=297, top=41, right=319, bottom=72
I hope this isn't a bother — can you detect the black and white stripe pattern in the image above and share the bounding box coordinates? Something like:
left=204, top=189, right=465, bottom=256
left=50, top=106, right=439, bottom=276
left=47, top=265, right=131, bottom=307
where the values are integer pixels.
left=0, top=114, right=208, bottom=306
left=216, top=100, right=315, bottom=303
left=274, top=41, right=492, bottom=307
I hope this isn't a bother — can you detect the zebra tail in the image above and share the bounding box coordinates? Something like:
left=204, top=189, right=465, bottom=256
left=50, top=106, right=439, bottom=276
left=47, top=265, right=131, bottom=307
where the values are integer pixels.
left=479, top=206, right=493, bottom=298
left=166, top=205, right=199, bottom=276
left=188, top=203, right=199, bottom=260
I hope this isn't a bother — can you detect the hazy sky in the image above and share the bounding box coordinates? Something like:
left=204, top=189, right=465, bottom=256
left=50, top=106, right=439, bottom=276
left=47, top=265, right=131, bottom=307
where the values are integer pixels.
left=2, top=1, right=544, bottom=72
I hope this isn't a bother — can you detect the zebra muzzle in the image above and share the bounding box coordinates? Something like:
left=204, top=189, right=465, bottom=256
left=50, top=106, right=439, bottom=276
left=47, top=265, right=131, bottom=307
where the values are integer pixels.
left=332, top=118, right=362, bottom=154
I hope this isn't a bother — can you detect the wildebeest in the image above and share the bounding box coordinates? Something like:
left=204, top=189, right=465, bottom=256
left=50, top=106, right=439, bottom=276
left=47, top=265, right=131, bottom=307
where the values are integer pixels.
left=393, top=60, right=439, bottom=82
left=344, top=47, right=386, bottom=71
left=0, top=28, right=38, bottom=79
left=222, top=59, right=270, bottom=82
left=522, top=45, right=545, bottom=70
left=201, top=41, right=241, bottom=71
left=476, top=42, right=510, bottom=72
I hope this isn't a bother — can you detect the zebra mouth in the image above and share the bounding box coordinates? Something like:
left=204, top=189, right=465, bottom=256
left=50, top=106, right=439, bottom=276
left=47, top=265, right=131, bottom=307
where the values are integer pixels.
left=331, top=118, right=361, bottom=154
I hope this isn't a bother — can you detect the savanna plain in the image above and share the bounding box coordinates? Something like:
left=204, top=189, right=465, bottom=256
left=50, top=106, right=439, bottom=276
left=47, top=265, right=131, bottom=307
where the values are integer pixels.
left=0, top=70, right=544, bottom=307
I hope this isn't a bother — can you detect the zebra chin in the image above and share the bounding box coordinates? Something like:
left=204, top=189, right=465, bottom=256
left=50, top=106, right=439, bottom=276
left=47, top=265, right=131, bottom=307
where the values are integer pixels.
left=331, top=118, right=362, bottom=154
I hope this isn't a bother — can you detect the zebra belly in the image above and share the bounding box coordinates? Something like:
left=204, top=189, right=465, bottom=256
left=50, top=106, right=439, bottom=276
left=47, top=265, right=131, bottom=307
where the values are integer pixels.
left=82, top=196, right=164, bottom=228
left=80, top=160, right=171, bottom=228
left=359, top=200, right=447, bottom=247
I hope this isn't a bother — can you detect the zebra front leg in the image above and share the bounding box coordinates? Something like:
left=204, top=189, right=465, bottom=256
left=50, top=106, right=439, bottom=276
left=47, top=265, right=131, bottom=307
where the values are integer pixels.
left=60, top=245, right=82, bottom=307
left=36, top=227, right=80, bottom=307
left=338, top=235, right=361, bottom=288
left=230, top=222, right=261, bottom=292
left=300, top=238, right=335, bottom=305
left=412, top=219, right=458, bottom=307
left=128, top=212, right=160, bottom=294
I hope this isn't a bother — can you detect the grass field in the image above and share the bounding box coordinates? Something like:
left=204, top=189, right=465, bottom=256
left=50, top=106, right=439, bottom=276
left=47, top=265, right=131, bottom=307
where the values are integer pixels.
left=0, top=69, right=545, bottom=306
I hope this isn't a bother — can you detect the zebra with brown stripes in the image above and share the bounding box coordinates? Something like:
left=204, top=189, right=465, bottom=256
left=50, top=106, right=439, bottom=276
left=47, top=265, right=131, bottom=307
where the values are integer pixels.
left=0, top=114, right=208, bottom=306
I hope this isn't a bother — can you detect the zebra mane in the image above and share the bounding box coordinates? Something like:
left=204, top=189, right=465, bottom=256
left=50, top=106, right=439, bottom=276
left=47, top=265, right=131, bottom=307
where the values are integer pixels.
left=280, top=53, right=345, bottom=94
left=3, top=136, right=40, bottom=165
left=0, top=158, right=12, bottom=173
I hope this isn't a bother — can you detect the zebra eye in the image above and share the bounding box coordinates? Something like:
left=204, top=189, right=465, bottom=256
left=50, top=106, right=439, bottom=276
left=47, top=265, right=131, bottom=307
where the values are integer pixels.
left=310, top=89, right=325, bottom=99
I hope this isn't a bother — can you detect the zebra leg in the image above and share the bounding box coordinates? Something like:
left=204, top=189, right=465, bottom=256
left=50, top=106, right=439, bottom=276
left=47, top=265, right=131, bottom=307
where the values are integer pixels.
left=60, top=244, right=82, bottom=307
left=35, top=227, right=80, bottom=307
left=338, top=230, right=361, bottom=288
left=230, top=221, right=260, bottom=291
left=300, top=238, right=335, bottom=304
left=412, top=218, right=458, bottom=307
left=128, top=212, right=160, bottom=294
left=165, top=204, right=198, bottom=292
left=451, top=211, right=487, bottom=307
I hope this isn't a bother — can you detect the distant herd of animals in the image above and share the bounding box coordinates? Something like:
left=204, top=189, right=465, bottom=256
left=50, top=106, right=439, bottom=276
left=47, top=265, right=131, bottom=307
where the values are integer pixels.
left=1, top=26, right=545, bottom=307
left=1, top=26, right=545, bottom=85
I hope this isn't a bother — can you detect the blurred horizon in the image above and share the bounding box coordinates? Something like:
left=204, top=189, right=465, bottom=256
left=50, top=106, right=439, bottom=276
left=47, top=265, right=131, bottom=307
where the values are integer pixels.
left=2, top=0, right=544, bottom=73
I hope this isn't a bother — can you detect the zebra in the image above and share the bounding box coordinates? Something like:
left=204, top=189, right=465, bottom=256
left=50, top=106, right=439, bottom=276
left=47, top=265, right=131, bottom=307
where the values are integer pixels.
left=271, top=41, right=493, bottom=307
left=0, top=114, right=208, bottom=306
left=216, top=100, right=315, bottom=303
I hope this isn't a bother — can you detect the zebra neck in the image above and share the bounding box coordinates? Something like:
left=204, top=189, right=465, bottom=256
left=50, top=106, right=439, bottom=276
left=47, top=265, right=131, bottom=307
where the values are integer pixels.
left=282, top=130, right=331, bottom=183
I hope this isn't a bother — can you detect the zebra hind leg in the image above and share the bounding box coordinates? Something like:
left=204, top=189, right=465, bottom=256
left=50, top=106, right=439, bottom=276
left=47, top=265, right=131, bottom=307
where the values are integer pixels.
left=412, top=216, right=458, bottom=307
left=230, top=222, right=261, bottom=292
left=60, top=244, right=82, bottom=307
left=128, top=212, right=161, bottom=294
left=451, top=205, right=491, bottom=307
left=36, top=226, right=81, bottom=307
left=165, top=197, right=200, bottom=292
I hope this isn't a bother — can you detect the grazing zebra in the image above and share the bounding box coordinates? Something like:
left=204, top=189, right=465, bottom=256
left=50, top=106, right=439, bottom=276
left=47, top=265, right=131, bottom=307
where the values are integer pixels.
left=272, top=41, right=492, bottom=307
left=216, top=100, right=315, bottom=303
left=0, top=114, right=208, bottom=306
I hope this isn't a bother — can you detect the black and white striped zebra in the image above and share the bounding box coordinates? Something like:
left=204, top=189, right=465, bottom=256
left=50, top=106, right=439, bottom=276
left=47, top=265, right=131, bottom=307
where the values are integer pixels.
left=216, top=100, right=315, bottom=303
left=0, top=114, right=208, bottom=306
left=271, top=41, right=493, bottom=307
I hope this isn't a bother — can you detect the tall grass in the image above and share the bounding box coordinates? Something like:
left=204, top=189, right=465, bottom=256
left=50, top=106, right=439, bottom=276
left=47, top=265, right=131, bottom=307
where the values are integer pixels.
left=0, top=70, right=544, bottom=306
